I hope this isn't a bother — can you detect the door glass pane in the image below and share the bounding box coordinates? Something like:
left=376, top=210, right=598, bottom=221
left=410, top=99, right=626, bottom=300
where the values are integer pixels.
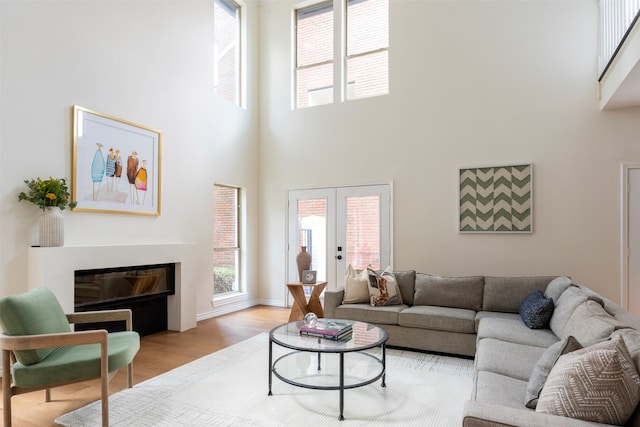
left=345, top=195, right=380, bottom=270
left=297, top=198, right=327, bottom=282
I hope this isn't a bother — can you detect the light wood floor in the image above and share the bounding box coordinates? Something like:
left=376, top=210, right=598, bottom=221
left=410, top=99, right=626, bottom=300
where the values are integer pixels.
left=1, top=305, right=290, bottom=427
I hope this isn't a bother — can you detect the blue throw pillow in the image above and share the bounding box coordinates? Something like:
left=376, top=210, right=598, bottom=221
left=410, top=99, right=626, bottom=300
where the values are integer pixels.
left=520, top=290, right=554, bottom=329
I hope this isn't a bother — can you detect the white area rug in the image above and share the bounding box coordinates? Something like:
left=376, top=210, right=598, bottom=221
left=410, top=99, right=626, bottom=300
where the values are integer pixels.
left=56, top=333, right=473, bottom=426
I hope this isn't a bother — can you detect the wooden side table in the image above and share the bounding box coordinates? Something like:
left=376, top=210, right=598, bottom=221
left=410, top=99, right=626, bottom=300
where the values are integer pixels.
left=286, top=281, right=327, bottom=322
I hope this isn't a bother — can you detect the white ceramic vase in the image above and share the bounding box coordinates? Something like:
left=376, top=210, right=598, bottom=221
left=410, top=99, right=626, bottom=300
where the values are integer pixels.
left=40, top=207, right=64, bottom=247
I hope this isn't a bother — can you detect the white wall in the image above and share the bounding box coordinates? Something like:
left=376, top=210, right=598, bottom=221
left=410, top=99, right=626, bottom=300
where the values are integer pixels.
left=0, top=0, right=261, bottom=318
left=3, top=0, right=640, bottom=318
left=258, top=0, right=640, bottom=304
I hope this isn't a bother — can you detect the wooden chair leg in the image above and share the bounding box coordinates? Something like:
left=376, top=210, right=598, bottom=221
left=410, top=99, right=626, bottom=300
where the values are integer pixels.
left=127, top=362, right=133, bottom=388
left=101, top=374, right=109, bottom=427
left=45, top=388, right=51, bottom=402
left=101, top=342, right=109, bottom=427
left=3, top=351, right=12, bottom=427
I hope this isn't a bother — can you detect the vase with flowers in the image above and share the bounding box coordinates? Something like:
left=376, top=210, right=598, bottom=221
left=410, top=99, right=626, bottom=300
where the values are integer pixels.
left=18, top=177, right=76, bottom=247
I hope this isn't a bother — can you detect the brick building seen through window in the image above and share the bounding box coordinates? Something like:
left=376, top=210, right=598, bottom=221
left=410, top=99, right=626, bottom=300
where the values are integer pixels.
left=214, top=185, right=240, bottom=295
left=296, top=0, right=388, bottom=109
left=296, top=196, right=380, bottom=274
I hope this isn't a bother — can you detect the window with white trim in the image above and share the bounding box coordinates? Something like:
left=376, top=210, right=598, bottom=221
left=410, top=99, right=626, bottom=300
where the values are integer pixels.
left=294, top=0, right=389, bottom=109
left=214, top=0, right=242, bottom=106
left=214, top=184, right=241, bottom=296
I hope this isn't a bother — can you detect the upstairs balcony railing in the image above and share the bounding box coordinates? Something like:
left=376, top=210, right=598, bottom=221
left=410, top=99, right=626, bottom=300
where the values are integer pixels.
left=599, top=0, right=640, bottom=79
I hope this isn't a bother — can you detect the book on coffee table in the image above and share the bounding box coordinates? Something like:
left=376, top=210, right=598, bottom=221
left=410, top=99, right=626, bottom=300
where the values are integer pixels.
left=299, top=319, right=353, bottom=340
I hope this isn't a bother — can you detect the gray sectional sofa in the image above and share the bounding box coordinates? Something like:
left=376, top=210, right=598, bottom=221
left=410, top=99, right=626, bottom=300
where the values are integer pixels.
left=323, top=272, right=640, bottom=427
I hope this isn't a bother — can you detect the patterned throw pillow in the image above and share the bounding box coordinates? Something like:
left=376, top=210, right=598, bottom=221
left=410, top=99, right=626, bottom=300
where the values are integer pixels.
left=342, top=264, right=370, bottom=304
left=519, top=290, right=554, bottom=329
left=536, top=337, right=640, bottom=425
left=367, top=267, right=402, bottom=307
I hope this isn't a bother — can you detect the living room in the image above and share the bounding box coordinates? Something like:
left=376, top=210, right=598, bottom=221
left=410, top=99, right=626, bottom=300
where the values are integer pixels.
left=2, top=0, right=640, bottom=425
left=3, top=0, right=640, bottom=324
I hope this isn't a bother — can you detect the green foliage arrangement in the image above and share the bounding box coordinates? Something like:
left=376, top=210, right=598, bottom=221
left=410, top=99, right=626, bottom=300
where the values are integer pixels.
left=18, top=177, right=77, bottom=211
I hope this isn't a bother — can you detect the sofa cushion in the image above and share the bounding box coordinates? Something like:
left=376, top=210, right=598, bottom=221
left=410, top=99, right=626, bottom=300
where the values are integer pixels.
left=474, top=311, right=520, bottom=333
left=482, top=276, right=557, bottom=313
left=343, top=264, right=370, bottom=304
left=398, top=305, right=476, bottom=333
left=367, top=267, right=403, bottom=306
left=474, top=370, right=529, bottom=410
left=536, top=337, right=640, bottom=425
left=544, top=276, right=573, bottom=303
left=393, top=270, right=416, bottom=306
left=549, top=286, right=605, bottom=338
left=413, top=273, right=483, bottom=310
left=562, top=299, right=624, bottom=344
left=611, top=329, right=640, bottom=374
left=519, top=291, right=554, bottom=329
left=476, top=338, right=546, bottom=382
left=524, top=335, right=582, bottom=409
left=334, top=303, right=406, bottom=325
left=477, top=317, right=559, bottom=349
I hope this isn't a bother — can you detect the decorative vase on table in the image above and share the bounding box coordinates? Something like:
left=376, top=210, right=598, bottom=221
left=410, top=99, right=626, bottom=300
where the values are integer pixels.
left=40, top=207, right=64, bottom=247
left=296, top=246, right=312, bottom=282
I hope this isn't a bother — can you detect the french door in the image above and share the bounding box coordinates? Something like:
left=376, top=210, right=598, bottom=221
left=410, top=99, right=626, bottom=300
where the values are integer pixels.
left=287, top=184, right=392, bottom=293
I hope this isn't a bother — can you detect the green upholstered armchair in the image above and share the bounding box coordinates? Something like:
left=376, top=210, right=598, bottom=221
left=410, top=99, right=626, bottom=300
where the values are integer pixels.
left=0, top=287, right=140, bottom=427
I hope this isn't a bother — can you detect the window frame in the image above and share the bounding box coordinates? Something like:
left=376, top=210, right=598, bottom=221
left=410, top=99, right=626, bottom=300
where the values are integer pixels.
left=214, top=0, right=246, bottom=107
left=343, top=0, right=389, bottom=101
left=293, top=0, right=335, bottom=109
left=213, top=184, right=242, bottom=297
left=293, top=0, right=389, bottom=109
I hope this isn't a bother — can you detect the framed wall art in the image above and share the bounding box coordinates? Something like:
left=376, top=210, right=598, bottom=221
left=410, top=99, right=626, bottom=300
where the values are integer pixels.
left=459, top=163, right=532, bottom=233
left=72, top=105, right=162, bottom=215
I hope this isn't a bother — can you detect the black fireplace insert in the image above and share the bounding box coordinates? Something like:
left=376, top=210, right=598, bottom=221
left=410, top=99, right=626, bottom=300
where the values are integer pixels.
left=74, top=263, right=175, bottom=336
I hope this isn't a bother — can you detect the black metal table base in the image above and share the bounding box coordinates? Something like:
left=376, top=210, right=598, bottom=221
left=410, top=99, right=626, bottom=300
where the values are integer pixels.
left=268, top=338, right=386, bottom=421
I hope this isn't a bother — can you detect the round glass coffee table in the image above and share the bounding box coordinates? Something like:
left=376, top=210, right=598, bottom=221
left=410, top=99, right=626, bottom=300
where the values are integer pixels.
left=268, top=320, right=388, bottom=421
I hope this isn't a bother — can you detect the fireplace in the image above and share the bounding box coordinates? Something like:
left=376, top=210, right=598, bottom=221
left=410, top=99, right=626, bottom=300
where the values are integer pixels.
left=27, top=244, right=197, bottom=333
left=74, top=263, right=176, bottom=336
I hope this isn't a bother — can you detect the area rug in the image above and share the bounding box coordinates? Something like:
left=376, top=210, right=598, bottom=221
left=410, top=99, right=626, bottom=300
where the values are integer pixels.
left=56, top=333, right=473, bottom=426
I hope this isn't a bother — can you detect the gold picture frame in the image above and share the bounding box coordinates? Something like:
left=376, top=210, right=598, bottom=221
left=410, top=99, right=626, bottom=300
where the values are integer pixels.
left=72, top=105, right=162, bottom=215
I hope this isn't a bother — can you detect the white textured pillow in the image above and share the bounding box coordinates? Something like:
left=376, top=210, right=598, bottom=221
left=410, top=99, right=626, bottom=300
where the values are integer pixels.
left=342, top=264, right=370, bottom=304
left=536, top=337, right=640, bottom=425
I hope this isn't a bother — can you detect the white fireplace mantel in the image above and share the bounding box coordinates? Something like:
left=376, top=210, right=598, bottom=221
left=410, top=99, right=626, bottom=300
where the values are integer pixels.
left=28, top=243, right=197, bottom=332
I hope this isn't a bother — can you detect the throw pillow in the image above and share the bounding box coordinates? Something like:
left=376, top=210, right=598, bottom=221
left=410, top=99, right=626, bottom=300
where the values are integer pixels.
left=519, top=290, right=554, bottom=329
left=367, top=267, right=402, bottom=307
left=524, top=336, right=582, bottom=408
left=544, top=276, right=572, bottom=303
left=536, top=337, right=640, bottom=425
left=562, top=299, right=620, bottom=344
left=343, top=264, right=370, bottom=304
left=549, top=286, right=605, bottom=338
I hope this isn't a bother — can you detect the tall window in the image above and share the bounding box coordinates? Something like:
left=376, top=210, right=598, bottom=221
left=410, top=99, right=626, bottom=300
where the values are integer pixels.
left=214, top=0, right=241, bottom=105
left=295, top=2, right=334, bottom=108
left=345, top=0, right=388, bottom=100
left=214, top=184, right=241, bottom=296
left=294, top=0, right=388, bottom=109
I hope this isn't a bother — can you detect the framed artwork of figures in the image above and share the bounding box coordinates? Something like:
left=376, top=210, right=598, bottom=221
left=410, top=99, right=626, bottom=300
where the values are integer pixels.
left=72, top=105, right=162, bottom=215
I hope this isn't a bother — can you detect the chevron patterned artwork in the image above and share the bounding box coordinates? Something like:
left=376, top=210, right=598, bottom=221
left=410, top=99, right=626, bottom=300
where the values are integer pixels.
left=459, top=164, right=532, bottom=233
